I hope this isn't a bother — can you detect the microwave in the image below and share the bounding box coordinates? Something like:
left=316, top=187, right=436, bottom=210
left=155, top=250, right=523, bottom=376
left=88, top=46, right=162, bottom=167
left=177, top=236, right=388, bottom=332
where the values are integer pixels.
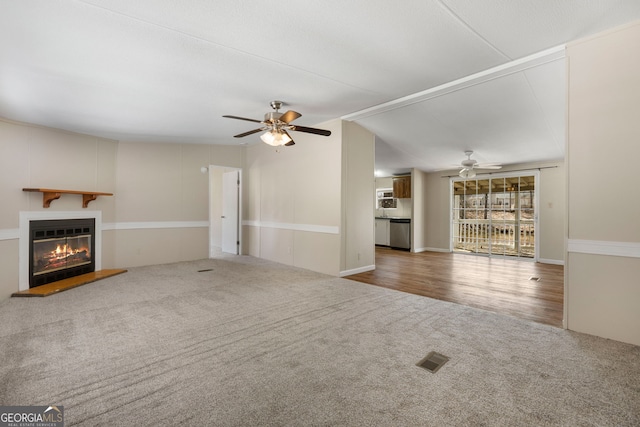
left=377, top=190, right=394, bottom=199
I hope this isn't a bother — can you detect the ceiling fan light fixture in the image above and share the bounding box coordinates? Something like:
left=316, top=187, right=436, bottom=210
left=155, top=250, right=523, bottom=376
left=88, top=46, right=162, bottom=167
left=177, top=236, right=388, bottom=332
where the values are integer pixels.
left=224, top=101, right=330, bottom=146
left=459, top=168, right=476, bottom=179
left=260, top=130, right=291, bottom=146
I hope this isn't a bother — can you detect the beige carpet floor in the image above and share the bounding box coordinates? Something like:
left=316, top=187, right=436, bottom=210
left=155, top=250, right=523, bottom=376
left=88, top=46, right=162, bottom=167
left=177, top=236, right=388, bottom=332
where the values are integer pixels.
left=0, top=255, right=638, bottom=426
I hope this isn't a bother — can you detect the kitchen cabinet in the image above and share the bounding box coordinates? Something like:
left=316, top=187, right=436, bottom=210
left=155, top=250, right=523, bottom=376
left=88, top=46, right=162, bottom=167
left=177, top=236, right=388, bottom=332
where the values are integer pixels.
left=393, top=176, right=411, bottom=198
left=375, top=218, right=390, bottom=246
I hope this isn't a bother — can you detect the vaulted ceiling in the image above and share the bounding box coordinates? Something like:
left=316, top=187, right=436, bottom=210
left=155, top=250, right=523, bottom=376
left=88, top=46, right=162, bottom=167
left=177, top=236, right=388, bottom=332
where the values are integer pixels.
left=2, top=1, right=640, bottom=175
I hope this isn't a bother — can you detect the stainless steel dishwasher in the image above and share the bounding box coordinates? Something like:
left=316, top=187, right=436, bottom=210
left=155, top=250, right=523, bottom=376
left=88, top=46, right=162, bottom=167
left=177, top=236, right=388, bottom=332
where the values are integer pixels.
left=389, top=218, right=411, bottom=250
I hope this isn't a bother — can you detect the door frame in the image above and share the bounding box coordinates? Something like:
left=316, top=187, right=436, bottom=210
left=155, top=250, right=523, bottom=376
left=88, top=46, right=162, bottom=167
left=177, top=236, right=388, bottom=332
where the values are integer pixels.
left=207, top=165, right=243, bottom=257
left=449, top=169, right=540, bottom=261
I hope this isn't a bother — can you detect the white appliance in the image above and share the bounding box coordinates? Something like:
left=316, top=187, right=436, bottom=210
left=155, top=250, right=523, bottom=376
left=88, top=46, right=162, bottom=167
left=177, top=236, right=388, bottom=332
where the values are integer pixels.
left=377, top=190, right=393, bottom=199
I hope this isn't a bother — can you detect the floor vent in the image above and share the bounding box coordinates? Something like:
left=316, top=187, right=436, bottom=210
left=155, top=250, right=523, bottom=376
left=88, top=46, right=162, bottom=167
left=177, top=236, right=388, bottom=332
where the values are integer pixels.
left=417, top=351, right=449, bottom=373
left=529, top=276, right=541, bottom=281
left=197, top=269, right=213, bottom=272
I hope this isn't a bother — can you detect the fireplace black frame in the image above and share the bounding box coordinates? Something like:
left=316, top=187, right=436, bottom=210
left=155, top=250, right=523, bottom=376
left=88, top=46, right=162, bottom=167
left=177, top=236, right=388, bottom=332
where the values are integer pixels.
left=29, top=218, right=96, bottom=288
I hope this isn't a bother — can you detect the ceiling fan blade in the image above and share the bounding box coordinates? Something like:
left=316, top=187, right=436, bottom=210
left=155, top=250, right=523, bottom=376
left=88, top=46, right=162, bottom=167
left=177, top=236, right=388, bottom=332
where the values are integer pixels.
left=476, top=164, right=502, bottom=170
left=279, top=110, right=301, bottom=124
left=290, top=125, right=331, bottom=136
left=223, top=115, right=262, bottom=123
left=283, top=130, right=295, bottom=146
left=233, top=128, right=263, bottom=138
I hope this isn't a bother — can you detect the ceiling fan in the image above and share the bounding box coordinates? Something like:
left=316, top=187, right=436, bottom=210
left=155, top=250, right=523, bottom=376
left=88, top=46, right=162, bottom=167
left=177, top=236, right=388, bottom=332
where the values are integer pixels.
left=459, top=150, right=502, bottom=178
left=223, top=100, right=331, bottom=147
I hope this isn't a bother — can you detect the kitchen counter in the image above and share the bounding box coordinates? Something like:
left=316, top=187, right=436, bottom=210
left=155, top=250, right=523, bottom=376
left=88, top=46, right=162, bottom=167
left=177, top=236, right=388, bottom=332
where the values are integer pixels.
left=375, top=217, right=411, bottom=249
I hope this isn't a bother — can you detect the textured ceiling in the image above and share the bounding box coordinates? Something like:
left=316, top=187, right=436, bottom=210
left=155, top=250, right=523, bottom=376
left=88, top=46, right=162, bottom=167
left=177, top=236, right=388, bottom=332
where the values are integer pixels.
left=1, top=1, right=640, bottom=175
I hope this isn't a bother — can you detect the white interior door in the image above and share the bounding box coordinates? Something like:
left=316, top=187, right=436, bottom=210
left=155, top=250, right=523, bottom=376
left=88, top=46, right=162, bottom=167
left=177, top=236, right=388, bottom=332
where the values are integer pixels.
left=222, top=170, right=239, bottom=254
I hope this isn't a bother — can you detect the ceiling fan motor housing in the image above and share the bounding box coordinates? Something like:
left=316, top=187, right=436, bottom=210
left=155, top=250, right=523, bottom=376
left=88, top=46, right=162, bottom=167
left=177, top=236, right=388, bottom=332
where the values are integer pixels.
left=270, top=100, right=283, bottom=111
left=264, top=112, right=283, bottom=123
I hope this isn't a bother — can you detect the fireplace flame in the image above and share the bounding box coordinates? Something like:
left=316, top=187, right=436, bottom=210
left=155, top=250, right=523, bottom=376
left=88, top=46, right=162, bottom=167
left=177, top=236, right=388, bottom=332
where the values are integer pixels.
left=52, top=243, right=88, bottom=258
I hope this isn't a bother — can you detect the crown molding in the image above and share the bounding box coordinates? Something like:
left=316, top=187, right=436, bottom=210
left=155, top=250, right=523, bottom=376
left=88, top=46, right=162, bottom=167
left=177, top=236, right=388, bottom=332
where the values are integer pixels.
left=342, top=45, right=566, bottom=122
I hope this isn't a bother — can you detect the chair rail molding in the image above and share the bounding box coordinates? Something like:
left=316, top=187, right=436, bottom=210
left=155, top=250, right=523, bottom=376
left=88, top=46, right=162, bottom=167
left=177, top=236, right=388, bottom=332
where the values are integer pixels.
left=567, top=239, right=640, bottom=259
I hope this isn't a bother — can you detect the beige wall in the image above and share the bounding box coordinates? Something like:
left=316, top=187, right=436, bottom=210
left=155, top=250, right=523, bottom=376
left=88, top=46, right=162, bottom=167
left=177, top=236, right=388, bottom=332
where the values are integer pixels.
left=113, top=141, right=243, bottom=268
left=566, top=21, right=640, bottom=346
left=538, top=163, right=566, bottom=262
left=243, top=119, right=343, bottom=275
left=414, top=161, right=566, bottom=262
left=340, top=121, right=375, bottom=274
left=243, top=119, right=374, bottom=277
left=411, top=169, right=428, bottom=251
left=0, top=119, right=118, bottom=229
left=0, top=240, right=19, bottom=301
left=0, top=119, right=243, bottom=300
left=0, top=119, right=118, bottom=300
left=415, top=170, right=452, bottom=252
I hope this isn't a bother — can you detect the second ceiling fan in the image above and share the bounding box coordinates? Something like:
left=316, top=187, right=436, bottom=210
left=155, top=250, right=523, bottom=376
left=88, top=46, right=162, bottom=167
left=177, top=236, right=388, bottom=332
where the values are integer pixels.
left=459, top=150, right=502, bottom=178
left=223, top=101, right=331, bottom=147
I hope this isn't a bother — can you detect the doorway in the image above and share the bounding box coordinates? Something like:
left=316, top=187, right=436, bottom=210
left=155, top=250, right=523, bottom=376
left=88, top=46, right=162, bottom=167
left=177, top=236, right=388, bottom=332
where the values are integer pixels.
left=451, top=172, right=538, bottom=259
left=221, top=170, right=239, bottom=254
left=208, top=166, right=242, bottom=257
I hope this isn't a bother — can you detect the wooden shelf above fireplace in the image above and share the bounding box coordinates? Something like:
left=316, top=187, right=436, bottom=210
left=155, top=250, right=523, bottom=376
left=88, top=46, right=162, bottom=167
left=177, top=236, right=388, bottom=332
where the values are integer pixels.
left=23, top=188, right=113, bottom=208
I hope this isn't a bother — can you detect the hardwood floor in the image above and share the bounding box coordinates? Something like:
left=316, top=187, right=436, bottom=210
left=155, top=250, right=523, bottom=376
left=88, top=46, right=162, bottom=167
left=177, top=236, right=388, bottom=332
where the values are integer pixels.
left=346, top=247, right=564, bottom=327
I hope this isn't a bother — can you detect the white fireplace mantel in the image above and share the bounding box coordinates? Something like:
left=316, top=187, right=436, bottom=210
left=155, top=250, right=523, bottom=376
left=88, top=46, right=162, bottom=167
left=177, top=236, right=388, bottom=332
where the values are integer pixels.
left=19, top=211, right=102, bottom=291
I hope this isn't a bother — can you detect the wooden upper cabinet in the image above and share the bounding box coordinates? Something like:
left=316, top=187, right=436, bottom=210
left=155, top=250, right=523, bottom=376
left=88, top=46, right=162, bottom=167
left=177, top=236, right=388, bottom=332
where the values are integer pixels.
left=392, top=176, right=411, bottom=198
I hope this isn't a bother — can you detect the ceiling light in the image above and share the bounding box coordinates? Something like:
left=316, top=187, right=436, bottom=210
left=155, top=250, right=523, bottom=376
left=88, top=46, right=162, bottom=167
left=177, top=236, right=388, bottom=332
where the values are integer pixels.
left=260, top=130, right=291, bottom=146
left=459, top=169, right=476, bottom=179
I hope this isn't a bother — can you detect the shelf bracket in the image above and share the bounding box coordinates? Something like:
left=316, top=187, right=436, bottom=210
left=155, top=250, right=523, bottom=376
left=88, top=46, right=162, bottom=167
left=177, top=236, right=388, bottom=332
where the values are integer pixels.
left=82, top=193, right=98, bottom=208
left=42, top=191, right=63, bottom=208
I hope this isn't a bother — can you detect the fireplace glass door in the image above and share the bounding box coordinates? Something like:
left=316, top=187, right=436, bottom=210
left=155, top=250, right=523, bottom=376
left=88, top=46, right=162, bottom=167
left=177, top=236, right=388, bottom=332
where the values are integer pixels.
left=29, top=218, right=95, bottom=287
left=33, top=235, right=92, bottom=276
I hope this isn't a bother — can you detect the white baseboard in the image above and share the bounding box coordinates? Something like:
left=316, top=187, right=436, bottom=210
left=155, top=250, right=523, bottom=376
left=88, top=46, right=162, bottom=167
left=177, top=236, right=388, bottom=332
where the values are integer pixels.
left=412, top=247, right=450, bottom=253
left=340, top=265, right=375, bottom=277
left=538, top=258, right=564, bottom=266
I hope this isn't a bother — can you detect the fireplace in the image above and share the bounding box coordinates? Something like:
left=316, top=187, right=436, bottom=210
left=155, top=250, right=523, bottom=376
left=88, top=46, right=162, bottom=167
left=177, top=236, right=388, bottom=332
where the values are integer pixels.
left=29, top=218, right=95, bottom=288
